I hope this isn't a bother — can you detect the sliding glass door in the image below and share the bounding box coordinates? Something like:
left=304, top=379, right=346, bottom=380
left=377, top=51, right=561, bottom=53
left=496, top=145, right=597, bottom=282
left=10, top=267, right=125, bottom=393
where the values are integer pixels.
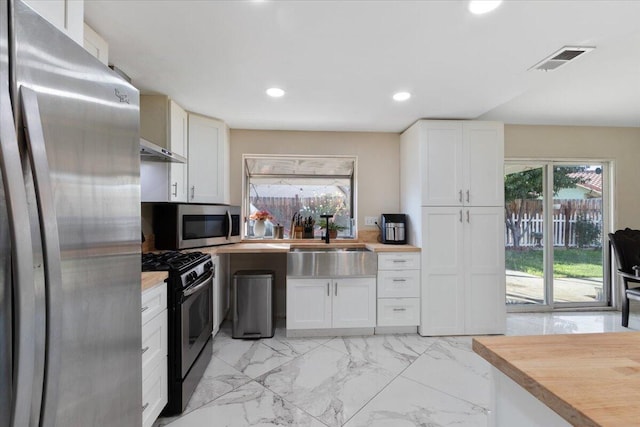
left=505, top=161, right=609, bottom=310
left=505, top=163, right=546, bottom=306
left=552, top=164, right=606, bottom=307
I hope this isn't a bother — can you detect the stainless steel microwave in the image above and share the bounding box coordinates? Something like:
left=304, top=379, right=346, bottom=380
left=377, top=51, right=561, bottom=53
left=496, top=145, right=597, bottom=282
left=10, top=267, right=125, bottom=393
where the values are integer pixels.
left=153, top=204, right=241, bottom=249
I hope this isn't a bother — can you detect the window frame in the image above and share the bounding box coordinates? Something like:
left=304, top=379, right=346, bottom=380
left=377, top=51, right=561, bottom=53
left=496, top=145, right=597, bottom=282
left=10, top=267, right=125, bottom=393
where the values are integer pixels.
left=242, top=154, right=358, bottom=239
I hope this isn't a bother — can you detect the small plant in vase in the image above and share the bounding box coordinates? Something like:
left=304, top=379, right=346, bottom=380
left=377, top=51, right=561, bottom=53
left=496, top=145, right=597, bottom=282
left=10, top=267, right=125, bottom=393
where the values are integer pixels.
left=318, top=219, right=346, bottom=239
left=250, top=210, right=273, bottom=238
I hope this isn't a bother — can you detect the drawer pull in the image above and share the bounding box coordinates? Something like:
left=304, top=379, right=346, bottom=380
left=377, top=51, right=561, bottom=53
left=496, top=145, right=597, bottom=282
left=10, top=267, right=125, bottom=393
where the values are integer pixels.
left=142, top=402, right=149, bottom=412
left=141, top=306, right=149, bottom=313
left=392, top=279, right=407, bottom=283
left=141, top=346, right=150, bottom=354
left=393, top=308, right=407, bottom=312
left=392, top=259, right=407, bottom=263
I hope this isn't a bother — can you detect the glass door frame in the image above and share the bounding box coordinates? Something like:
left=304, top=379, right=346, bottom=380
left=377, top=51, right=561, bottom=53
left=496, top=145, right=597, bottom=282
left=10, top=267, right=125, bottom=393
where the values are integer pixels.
left=506, top=159, right=613, bottom=313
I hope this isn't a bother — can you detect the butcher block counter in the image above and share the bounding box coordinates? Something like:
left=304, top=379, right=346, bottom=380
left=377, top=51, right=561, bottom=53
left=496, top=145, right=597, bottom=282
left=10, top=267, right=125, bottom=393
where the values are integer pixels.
left=203, top=241, right=421, bottom=254
left=141, top=271, right=168, bottom=292
left=473, top=332, right=640, bottom=427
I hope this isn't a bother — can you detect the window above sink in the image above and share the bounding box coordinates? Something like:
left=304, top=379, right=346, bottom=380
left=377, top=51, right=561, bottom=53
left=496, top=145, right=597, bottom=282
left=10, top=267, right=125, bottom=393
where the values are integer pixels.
left=243, top=154, right=357, bottom=239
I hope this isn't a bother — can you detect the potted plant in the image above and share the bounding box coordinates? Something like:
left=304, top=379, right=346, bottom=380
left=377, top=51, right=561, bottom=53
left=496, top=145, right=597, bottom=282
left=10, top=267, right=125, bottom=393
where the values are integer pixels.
left=318, top=219, right=346, bottom=239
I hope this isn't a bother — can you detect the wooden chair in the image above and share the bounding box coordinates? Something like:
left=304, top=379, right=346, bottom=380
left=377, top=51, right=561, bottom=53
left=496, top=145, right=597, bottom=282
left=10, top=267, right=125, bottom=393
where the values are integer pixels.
left=609, top=228, right=640, bottom=327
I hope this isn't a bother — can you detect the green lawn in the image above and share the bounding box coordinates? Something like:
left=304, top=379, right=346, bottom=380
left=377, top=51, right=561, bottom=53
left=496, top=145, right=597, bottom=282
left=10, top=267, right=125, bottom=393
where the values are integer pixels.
left=505, top=247, right=603, bottom=278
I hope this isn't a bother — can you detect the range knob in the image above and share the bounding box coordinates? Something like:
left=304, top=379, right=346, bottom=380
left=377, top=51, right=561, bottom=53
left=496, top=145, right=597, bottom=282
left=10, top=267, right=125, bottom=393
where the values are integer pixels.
left=204, top=261, right=213, bottom=270
left=186, top=271, right=197, bottom=285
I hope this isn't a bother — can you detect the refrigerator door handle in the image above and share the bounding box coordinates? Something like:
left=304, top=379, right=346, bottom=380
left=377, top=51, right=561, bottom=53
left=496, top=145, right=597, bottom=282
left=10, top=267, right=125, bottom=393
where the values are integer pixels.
left=21, top=86, right=63, bottom=427
left=0, top=76, right=36, bottom=427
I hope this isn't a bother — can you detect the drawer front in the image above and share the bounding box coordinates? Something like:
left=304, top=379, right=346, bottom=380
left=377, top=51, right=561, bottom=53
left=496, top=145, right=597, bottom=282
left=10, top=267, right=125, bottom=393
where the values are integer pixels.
left=141, top=309, right=167, bottom=379
left=377, top=270, right=420, bottom=298
left=142, top=355, right=168, bottom=427
left=378, top=252, right=420, bottom=270
left=141, top=282, right=167, bottom=326
left=377, top=298, right=420, bottom=326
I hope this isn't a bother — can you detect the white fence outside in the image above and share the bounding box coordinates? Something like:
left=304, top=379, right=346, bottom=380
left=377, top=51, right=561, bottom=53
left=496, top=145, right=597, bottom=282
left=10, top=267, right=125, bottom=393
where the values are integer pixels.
left=505, top=211, right=602, bottom=248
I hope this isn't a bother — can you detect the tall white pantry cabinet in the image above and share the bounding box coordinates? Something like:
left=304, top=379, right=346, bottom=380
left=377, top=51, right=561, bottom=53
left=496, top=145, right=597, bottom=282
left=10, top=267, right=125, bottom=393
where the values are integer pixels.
left=400, top=120, right=505, bottom=336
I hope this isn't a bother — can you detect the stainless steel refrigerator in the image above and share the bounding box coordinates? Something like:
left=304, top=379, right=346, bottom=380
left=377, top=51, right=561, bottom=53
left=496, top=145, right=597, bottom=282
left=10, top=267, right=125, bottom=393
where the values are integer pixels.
left=1, top=1, right=142, bottom=426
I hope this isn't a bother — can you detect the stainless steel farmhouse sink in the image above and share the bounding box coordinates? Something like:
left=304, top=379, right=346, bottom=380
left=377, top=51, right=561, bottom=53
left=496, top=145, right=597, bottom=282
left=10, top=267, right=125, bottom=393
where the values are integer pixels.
left=289, top=247, right=371, bottom=253
left=287, top=247, right=377, bottom=277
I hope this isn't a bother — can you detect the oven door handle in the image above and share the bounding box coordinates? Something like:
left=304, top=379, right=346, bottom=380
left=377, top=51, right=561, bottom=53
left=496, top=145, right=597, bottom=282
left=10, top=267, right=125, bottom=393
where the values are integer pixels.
left=183, top=270, right=213, bottom=297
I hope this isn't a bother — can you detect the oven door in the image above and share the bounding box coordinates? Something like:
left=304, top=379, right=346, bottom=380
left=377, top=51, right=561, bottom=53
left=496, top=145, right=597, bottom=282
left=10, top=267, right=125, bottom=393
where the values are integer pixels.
left=180, top=269, right=214, bottom=377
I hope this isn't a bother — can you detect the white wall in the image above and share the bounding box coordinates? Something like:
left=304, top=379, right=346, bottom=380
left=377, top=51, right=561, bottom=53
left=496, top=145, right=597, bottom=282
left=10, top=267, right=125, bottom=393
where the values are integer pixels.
left=229, top=129, right=401, bottom=234
left=504, top=124, right=640, bottom=230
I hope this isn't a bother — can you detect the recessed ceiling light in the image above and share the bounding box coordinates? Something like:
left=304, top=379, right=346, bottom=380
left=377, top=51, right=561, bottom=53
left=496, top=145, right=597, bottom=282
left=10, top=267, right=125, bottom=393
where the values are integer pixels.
left=266, top=87, right=285, bottom=98
left=468, top=0, right=502, bottom=15
left=393, top=92, right=411, bottom=102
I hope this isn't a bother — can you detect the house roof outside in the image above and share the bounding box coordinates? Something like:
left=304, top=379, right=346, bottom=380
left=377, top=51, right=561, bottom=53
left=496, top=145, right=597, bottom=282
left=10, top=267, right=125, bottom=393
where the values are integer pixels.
left=567, top=171, right=602, bottom=195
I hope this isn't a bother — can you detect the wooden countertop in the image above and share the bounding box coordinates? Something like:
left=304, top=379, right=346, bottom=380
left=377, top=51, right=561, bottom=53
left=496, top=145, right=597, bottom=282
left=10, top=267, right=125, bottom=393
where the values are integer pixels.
left=205, top=241, right=420, bottom=254
left=148, top=242, right=420, bottom=255
left=141, top=271, right=168, bottom=292
left=473, top=332, right=640, bottom=427
left=214, top=243, right=291, bottom=253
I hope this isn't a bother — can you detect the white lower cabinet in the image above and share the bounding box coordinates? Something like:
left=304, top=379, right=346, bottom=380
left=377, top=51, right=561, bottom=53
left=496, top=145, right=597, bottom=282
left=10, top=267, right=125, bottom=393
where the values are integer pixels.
left=377, top=298, right=420, bottom=326
left=420, top=206, right=505, bottom=336
left=376, top=252, right=421, bottom=327
left=211, top=255, right=229, bottom=336
left=286, top=277, right=376, bottom=330
left=141, top=281, right=168, bottom=427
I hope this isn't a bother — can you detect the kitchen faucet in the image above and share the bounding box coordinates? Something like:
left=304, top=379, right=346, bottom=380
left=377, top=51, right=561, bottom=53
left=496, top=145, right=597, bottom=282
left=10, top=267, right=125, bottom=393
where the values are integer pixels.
left=320, top=214, right=334, bottom=244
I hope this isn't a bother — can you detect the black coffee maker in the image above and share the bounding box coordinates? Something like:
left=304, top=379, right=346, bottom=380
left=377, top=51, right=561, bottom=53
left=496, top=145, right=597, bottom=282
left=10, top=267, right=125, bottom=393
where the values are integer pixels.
left=381, top=213, right=407, bottom=244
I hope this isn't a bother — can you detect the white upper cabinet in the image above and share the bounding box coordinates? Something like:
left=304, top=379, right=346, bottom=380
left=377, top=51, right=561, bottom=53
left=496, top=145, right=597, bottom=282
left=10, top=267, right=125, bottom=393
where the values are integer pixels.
left=140, top=95, right=189, bottom=203
left=83, top=23, right=108, bottom=65
left=462, top=122, right=505, bottom=207
left=420, top=121, right=464, bottom=206
left=23, top=0, right=83, bottom=45
left=169, top=101, right=188, bottom=202
left=417, top=121, right=504, bottom=207
left=188, top=114, right=229, bottom=204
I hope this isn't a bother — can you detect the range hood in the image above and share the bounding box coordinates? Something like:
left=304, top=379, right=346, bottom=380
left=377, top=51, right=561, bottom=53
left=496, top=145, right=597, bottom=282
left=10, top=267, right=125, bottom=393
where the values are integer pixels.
left=140, top=138, right=186, bottom=163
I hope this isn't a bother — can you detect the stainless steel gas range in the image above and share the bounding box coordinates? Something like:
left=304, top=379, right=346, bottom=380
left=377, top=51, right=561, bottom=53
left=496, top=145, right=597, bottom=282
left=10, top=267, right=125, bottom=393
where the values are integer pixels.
left=142, top=251, right=214, bottom=415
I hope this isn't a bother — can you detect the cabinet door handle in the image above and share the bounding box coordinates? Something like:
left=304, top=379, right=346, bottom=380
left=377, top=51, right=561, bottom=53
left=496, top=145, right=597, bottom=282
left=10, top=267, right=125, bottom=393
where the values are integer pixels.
left=459, top=210, right=463, bottom=223
left=172, top=182, right=178, bottom=197
left=191, top=185, right=195, bottom=200
left=393, top=308, right=407, bottom=312
left=335, top=282, right=338, bottom=296
left=327, top=282, right=330, bottom=296
left=467, top=210, right=470, bottom=223
left=142, top=402, right=149, bottom=412
left=141, top=306, right=149, bottom=313
left=466, top=190, right=470, bottom=203
left=141, top=346, right=150, bottom=354
left=459, top=190, right=463, bottom=203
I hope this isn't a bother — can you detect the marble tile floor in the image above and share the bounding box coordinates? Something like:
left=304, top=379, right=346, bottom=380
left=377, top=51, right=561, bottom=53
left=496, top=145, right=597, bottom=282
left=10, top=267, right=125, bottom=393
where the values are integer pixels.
left=154, top=311, right=637, bottom=427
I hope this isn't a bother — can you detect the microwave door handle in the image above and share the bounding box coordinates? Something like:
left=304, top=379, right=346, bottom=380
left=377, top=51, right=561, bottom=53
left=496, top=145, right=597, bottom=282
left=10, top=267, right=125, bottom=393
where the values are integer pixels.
left=21, top=86, right=63, bottom=427
left=1, top=77, right=36, bottom=427
left=226, top=210, right=232, bottom=240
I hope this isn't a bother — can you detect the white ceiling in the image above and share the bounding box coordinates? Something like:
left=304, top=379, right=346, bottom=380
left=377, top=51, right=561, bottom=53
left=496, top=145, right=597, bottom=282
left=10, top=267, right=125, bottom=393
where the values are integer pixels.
left=84, top=0, right=640, bottom=132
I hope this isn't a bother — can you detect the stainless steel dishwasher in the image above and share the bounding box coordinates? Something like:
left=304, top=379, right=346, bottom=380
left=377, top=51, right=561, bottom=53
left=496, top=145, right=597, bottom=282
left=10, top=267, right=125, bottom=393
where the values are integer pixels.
left=232, top=270, right=275, bottom=339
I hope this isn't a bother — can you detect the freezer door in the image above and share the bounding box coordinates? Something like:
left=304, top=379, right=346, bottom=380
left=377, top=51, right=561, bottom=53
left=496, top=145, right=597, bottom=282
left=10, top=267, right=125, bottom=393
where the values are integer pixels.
left=0, top=2, right=10, bottom=424
left=1, top=1, right=37, bottom=427
left=14, top=1, right=142, bottom=426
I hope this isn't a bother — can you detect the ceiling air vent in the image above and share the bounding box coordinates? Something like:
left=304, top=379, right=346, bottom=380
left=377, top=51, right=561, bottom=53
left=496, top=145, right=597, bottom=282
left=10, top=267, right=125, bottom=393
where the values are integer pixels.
left=530, top=46, right=595, bottom=71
